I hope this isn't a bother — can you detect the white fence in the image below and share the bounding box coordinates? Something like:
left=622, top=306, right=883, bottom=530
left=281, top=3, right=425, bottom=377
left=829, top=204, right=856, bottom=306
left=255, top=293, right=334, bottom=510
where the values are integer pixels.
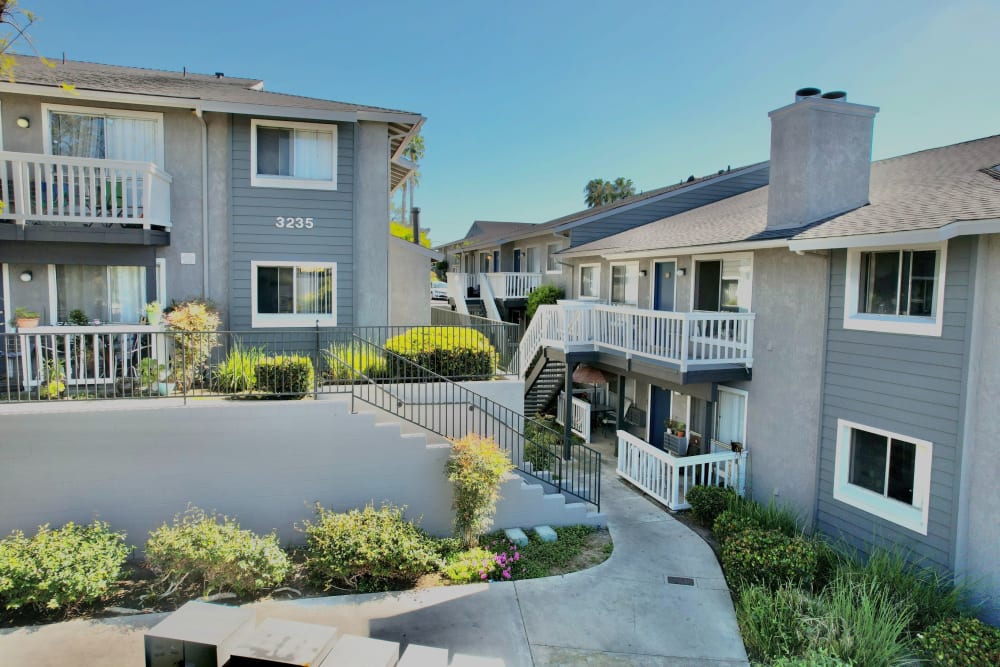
left=486, top=272, right=542, bottom=299
left=555, top=390, right=593, bottom=442
left=0, top=151, right=171, bottom=228
left=616, top=430, right=745, bottom=510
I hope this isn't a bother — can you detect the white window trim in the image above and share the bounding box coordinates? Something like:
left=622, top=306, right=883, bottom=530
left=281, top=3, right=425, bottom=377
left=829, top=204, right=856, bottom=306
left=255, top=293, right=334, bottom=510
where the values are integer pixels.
left=843, top=242, right=947, bottom=337
left=250, top=260, right=337, bottom=328
left=250, top=118, right=338, bottom=191
left=609, top=261, right=640, bottom=306
left=578, top=263, right=602, bottom=300
left=648, top=258, right=678, bottom=312
left=524, top=245, right=541, bottom=273
left=689, top=252, right=754, bottom=313
left=545, top=242, right=564, bottom=275
left=832, top=418, right=932, bottom=535
left=42, top=103, right=165, bottom=167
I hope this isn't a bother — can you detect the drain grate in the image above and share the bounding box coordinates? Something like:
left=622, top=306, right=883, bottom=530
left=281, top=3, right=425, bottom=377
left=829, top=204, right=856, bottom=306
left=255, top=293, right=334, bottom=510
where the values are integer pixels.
left=667, top=576, right=695, bottom=586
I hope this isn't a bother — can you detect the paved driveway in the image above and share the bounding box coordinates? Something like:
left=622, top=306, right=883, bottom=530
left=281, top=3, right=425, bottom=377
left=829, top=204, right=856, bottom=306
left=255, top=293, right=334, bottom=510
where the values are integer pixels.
left=0, top=444, right=748, bottom=666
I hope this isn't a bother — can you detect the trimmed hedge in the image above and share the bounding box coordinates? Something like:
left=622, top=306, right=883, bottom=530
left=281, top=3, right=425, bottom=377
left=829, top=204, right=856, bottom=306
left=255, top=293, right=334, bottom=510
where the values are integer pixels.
left=526, top=284, right=564, bottom=321
left=685, top=485, right=738, bottom=527
left=0, top=521, right=130, bottom=612
left=712, top=508, right=758, bottom=544
left=255, top=355, right=315, bottom=395
left=721, top=528, right=817, bottom=591
left=918, top=617, right=1000, bottom=666
left=384, top=327, right=496, bottom=379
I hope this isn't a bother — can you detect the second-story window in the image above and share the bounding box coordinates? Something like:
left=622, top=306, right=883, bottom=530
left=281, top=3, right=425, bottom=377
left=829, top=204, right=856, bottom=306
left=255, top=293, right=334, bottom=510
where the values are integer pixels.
left=546, top=243, right=562, bottom=273
left=693, top=255, right=752, bottom=312
left=46, top=105, right=163, bottom=166
left=579, top=264, right=600, bottom=299
left=610, top=263, right=639, bottom=306
left=250, top=119, right=337, bottom=190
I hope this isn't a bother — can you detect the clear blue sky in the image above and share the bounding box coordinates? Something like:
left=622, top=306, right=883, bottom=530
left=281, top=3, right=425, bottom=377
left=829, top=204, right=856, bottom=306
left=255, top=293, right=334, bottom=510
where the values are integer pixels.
left=24, top=0, right=1000, bottom=244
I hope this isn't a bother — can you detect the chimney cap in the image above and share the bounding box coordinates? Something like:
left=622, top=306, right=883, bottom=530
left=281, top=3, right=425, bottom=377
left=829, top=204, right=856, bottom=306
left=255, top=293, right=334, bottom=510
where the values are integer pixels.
left=795, top=87, right=822, bottom=102
left=821, top=90, right=847, bottom=102
left=215, top=72, right=225, bottom=78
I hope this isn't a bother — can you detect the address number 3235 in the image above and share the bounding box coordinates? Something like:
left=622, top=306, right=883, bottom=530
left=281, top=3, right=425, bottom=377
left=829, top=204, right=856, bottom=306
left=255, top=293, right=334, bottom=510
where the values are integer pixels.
left=275, top=217, right=314, bottom=229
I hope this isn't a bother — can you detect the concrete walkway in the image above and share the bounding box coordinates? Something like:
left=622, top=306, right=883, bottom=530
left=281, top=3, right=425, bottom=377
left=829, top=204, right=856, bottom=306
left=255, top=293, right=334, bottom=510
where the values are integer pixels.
left=0, top=440, right=748, bottom=666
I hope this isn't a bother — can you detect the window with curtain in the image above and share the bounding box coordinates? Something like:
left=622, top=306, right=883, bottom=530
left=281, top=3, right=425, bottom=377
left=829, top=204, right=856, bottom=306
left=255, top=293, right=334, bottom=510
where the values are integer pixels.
left=49, top=110, right=159, bottom=163
left=253, top=262, right=336, bottom=327
left=525, top=247, right=539, bottom=273
left=579, top=265, right=600, bottom=298
left=695, top=256, right=752, bottom=312
left=56, top=265, right=146, bottom=323
left=546, top=243, right=561, bottom=272
left=610, top=264, right=638, bottom=305
left=252, top=120, right=337, bottom=189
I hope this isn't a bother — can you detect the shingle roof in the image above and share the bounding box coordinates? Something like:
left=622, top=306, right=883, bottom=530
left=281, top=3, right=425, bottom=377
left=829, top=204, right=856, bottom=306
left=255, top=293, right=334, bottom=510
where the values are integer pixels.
left=564, top=134, right=1000, bottom=256
left=465, top=221, right=535, bottom=239
left=6, top=55, right=419, bottom=117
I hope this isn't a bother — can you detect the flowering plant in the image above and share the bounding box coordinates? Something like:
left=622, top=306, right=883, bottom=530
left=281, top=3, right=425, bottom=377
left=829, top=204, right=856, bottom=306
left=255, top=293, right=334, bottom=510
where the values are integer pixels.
left=479, top=536, right=526, bottom=582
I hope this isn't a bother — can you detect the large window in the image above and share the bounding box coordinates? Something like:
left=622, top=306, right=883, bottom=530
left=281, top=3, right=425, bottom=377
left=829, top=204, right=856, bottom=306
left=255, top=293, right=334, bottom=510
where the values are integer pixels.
left=610, top=263, right=639, bottom=306
left=833, top=419, right=932, bottom=534
left=45, top=105, right=163, bottom=165
left=250, top=119, right=337, bottom=190
left=251, top=261, right=336, bottom=327
left=546, top=243, right=562, bottom=273
left=525, top=247, right=540, bottom=273
left=56, top=265, right=146, bottom=324
left=693, top=255, right=752, bottom=312
left=579, top=264, right=600, bottom=299
left=845, top=245, right=945, bottom=336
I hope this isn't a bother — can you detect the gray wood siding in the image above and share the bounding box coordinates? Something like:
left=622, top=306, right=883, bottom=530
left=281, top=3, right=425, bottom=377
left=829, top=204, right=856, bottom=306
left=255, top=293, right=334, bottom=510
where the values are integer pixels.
left=815, top=238, right=973, bottom=571
left=229, top=118, right=355, bottom=329
left=569, top=170, right=769, bottom=247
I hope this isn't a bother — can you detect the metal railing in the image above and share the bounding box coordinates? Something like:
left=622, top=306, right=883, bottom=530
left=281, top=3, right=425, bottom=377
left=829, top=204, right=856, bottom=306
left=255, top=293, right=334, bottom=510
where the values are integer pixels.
left=0, top=324, right=516, bottom=403
left=430, top=308, right=521, bottom=373
left=326, top=335, right=602, bottom=508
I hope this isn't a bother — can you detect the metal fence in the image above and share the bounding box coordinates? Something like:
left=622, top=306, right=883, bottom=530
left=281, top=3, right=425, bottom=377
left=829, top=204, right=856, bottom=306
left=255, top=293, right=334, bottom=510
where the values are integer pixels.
left=430, top=307, right=521, bottom=371
left=0, top=323, right=517, bottom=403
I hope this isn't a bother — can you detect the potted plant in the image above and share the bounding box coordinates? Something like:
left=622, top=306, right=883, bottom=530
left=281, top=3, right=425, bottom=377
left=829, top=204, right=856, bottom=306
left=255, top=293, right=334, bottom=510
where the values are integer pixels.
left=41, top=358, right=65, bottom=400
left=14, top=307, right=40, bottom=329
left=145, top=301, right=163, bottom=327
left=68, top=309, right=90, bottom=326
left=157, top=365, right=177, bottom=396
left=138, top=358, right=163, bottom=393
left=675, top=421, right=686, bottom=438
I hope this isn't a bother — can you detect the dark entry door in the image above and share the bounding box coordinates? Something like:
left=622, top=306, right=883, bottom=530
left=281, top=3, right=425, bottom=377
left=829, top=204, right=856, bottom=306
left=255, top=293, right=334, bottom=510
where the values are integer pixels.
left=493, top=250, right=500, bottom=272
left=654, top=261, right=676, bottom=311
left=649, top=386, right=672, bottom=449
left=513, top=249, right=521, bottom=272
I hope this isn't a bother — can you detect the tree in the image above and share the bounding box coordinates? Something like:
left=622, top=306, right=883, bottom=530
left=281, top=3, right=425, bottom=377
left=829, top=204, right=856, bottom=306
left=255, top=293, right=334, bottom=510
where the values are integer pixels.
left=583, top=176, right=636, bottom=207
left=400, top=133, right=425, bottom=227
left=390, top=220, right=430, bottom=247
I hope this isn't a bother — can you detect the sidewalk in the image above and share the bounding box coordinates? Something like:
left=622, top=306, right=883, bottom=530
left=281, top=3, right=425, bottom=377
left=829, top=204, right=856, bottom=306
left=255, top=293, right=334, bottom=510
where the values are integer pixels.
left=0, top=440, right=749, bottom=666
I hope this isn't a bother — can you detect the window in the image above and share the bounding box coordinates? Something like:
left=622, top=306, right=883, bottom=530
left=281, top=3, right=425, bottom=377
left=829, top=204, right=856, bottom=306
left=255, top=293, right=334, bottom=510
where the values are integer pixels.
left=45, top=105, right=163, bottom=165
left=546, top=243, right=562, bottom=273
left=833, top=419, right=932, bottom=534
left=251, top=261, right=336, bottom=327
left=693, top=255, right=752, bottom=312
left=55, top=265, right=147, bottom=324
left=610, top=263, right=639, bottom=305
left=579, top=264, right=600, bottom=299
left=845, top=245, right=945, bottom=336
left=250, top=119, right=337, bottom=190
left=525, top=247, right=539, bottom=273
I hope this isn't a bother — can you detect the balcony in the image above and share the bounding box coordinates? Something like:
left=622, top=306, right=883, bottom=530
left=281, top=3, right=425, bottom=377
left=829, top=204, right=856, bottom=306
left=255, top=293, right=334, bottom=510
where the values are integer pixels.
left=484, top=272, right=542, bottom=299
left=446, top=272, right=543, bottom=318
left=0, top=151, right=171, bottom=243
left=519, top=301, right=755, bottom=381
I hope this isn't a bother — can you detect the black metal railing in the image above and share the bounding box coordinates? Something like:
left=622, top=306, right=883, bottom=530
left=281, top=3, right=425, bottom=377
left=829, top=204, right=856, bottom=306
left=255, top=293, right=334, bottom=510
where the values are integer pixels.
left=327, top=335, right=601, bottom=509
left=430, top=307, right=521, bottom=371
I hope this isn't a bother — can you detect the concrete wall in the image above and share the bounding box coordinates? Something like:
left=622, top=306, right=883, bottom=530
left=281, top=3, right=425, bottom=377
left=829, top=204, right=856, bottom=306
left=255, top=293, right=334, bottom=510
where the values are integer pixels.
left=957, top=234, right=1000, bottom=625
left=0, top=397, right=595, bottom=551
left=354, top=121, right=390, bottom=326
left=389, top=240, right=431, bottom=326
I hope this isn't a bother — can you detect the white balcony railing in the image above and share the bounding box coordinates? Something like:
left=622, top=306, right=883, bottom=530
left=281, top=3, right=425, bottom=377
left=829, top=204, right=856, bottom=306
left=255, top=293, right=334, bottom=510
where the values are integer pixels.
left=446, top=272, right=481, bottom=315
left=556, top=390, right=592, bottom=442
left=0, top=151, right=172, bottom=229
left=616, top=430, right=745, bottom=510
left=485, top=272, right=542, bottom=299
left=519, top=301, right=755, bottom=377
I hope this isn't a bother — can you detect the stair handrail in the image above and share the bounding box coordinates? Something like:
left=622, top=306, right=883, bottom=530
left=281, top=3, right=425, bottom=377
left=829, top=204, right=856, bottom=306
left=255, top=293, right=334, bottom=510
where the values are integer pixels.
left=518, top=304, right=561, bottom=379
left=325, top=334, right=601, bottom=509
left=477, top=274, right=505, bottom=322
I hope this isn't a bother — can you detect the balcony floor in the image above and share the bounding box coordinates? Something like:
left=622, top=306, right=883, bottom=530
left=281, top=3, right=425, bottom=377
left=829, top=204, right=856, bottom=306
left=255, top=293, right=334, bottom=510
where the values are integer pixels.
left=0, top=222, right=169, bottom=245
left=543, top=346, right=753, bottom=386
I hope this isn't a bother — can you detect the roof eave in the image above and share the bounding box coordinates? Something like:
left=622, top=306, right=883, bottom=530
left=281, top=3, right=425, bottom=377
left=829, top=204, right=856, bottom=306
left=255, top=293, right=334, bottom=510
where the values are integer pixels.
left=390, top=234, right=443, bottom=260
left=788, top=217, right=1000, bottom=252
left=563, top=238, right=790, bottom=261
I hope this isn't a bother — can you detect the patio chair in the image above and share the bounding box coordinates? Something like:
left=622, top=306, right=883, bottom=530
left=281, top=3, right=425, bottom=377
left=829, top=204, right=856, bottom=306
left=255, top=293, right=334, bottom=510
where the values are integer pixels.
left=600, top=398, right=631, bottom=437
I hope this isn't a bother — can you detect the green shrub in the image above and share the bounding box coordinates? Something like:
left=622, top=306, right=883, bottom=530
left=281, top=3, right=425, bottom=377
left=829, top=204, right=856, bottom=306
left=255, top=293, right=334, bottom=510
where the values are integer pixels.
left=733, top=496, right=801, bottom=536
left=145, top=507, right=290, bottom=597
left=165, top=300, right=221, bottom=389
left=526, top=284, right=563, bottom=321
left=815, top=575, right=915, bottom=666
left=302, top=503, right=438, bottom=592
left=769, top=649, right=852, bottom=666
left=0, top=521, right=129, bottom=612
left=324, top=341, right=386, bottom=380
left=686, top=485, right=738, bottom=527
left=837, top=546, right=971, bottom=632
left=385, top=326, right=496, bottom=379
left=735, top=585, right=814, bottom=663
left=442, top=547, right=496, bottom=583
left=523, top=416, right=581, bottom=473
left=918, top=617, right=1000, bottom=666
left=712, top=509, right=758, bottom=544
left=721, top=528, right=817, bottom=591
left=255, top=355, right=315, bottom=396
left=446, top=435, right=514, bottom=547
left=214, top=341, right=262, bottom=392
left=509, top=525, right=595, bottom=579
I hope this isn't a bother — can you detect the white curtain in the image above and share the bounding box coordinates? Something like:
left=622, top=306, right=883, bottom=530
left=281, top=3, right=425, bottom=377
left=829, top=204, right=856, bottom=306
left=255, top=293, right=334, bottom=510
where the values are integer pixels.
left=295, top=267, right=333, bottom=314
left=50, top=112, right=104, bottom=158
left=293, top=129, right=334, bottom=180
left=105, top=117, right=158, bottom=163
left=56, top=265, right=107, bottom=321
left=108, top=266, right=146, bottom=323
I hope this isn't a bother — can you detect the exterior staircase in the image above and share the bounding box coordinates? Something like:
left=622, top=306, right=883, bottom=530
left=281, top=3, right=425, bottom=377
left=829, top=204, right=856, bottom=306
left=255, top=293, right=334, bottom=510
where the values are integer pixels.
left=523, top=353, right=566, bottom=416
left=465, top=299, right=488, bottom=318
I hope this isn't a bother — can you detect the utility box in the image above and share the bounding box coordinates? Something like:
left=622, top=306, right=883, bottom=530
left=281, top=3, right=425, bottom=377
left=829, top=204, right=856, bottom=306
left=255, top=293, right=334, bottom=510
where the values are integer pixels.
left=227, top=618, right=340, bottom=666
left=144, top=601, right=256, bottom=667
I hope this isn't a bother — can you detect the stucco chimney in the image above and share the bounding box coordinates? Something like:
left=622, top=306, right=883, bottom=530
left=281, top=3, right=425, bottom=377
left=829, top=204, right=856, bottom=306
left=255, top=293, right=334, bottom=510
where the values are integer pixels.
left=766, top=89, right=879, bottom=231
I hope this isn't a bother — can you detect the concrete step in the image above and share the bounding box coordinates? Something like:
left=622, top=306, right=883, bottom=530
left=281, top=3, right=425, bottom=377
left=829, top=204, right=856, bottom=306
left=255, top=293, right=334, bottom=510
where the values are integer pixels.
left=398, top=643, right=449, bottom=666
left=318, top=633, right=398, bottom=666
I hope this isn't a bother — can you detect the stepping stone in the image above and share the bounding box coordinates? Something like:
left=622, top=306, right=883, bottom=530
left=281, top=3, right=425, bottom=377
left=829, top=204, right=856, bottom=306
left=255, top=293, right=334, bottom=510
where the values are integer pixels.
left=504, top=527, right=529, bottom=546
left=533, top=525, right=558, bottom=542
left=397, top=643, right=448, bottom=666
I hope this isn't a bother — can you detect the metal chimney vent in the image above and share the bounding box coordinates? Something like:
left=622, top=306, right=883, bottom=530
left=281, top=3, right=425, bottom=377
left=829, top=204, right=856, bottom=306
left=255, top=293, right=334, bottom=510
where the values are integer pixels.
left=795, top=87, right=822, bottom=102
left=821, top=90, right=847, bottom=102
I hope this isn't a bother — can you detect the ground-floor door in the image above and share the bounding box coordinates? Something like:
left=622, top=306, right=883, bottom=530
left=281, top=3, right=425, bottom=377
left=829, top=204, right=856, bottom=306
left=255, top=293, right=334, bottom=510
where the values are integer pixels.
left=513, top=249, right=521, bottom=272
left=649, top=386, right=671, bottom=450
left=715, top=386, right=748, bottom=451
left=654, top=261, right=676, bottom=311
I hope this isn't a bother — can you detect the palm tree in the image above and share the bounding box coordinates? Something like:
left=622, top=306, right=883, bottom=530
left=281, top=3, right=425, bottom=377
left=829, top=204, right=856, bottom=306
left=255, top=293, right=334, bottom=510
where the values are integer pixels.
left=401, top=134, right=425, bottom=226
left=584, top=177, right=635, bottom=207
left=611, top=177, right=636, bottom=201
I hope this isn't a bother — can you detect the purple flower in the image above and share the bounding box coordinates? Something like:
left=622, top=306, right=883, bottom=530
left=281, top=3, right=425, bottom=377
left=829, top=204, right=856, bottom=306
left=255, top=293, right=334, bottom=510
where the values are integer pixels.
left=503, top=569, right=511, bottom=579
left=480, top=572, right=487, bottom=580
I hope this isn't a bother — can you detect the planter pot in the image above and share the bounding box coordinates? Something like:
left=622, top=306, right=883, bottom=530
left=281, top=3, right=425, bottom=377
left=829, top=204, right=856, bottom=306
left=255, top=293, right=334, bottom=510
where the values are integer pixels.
left=146, top=311, right=161, bottom=326
left=157, top=381, right=176, bottom=396
left=16, top=317, right=40, bottom=328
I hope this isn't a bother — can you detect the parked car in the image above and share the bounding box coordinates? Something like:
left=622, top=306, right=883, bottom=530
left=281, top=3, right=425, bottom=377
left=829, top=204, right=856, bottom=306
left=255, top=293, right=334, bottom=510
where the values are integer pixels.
left=431, top=281, right=448, bottom=300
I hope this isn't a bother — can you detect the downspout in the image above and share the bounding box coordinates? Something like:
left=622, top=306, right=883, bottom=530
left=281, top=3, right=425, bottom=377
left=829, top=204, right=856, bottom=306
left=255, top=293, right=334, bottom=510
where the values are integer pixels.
left=195, top=107, right=209, bottom=298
